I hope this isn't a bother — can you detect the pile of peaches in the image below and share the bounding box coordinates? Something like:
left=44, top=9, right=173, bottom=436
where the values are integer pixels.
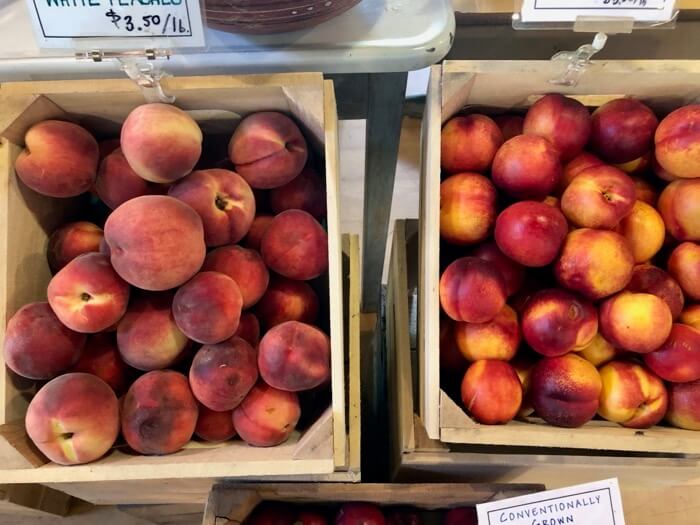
left=439, top=95, right=700, bottom=431
left=4, top=103, right=331, bottom=465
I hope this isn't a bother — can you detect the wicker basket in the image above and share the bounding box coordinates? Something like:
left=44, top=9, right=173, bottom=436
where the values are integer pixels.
left=206, top=0, right=363, bottom=34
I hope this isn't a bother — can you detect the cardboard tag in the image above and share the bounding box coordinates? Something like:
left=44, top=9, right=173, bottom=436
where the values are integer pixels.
left=25, top=0, right=205, bottom=49
left=521, top=0, right=676, bottom=23
left=476, top=478, right=626, bottom=525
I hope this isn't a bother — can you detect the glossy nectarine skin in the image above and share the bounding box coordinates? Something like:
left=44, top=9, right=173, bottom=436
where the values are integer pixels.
left=644, top=324, right=700, bottom=383
left=440, top=173, right=497, bottom=245
left=657, top=179, right=700, bottom=242
left=616, top=201, right=666, bottom=263
left=492, top=135, right=562, bottom=199
left=680, top=304, right=700, bottom=330
left=455, top=305, right=520, bottom=362
left=461, top=360, right=522, bottom=425
left=590, top=98, right=658, bottom=164
left=668, top=242, right=700, bottom=301
left=441, top=114, right=503, bottom=174
left=655, top=104, right=700, bottom=179
left=439, top=257, right=507, bottom=323
left=627, top=264, right=685, bottom=320
left=667, top=379, right=700, bottom=430
left=471, top=240, right=525, bottom=296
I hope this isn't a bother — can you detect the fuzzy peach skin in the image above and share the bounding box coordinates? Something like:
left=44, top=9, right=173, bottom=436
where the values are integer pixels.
left=439, top=256, right=507, bottom=323
left=555, top=229, right=635, bottom=300
left=460, top=360, right=522, bottom=425
left=261, top=210, right=328, bottom=281
left=440, top=114, right=503, bottom=174
left=69, top=333, right=131, bottom=395
left=121, top=370, right=198, bottom=455
left=494, top=201, right=568, bottom=267
left=234, top=313, right=261, bottom=347
left=668, top=242, right=700, bottom=301
left=194, top=406, right=236, bottom=442
left=666, top=379, right=700, bottom=430
left=493, top=114, right=524, bottom=141
left=598, top=360, right=668, bottom=429
left=627, top=264, right=685, bottom=320
left=173, top=271, right=243, bottom=344
left=530, top=353, right=602, bottom=428
left=96, top=148, right=161, bottom=210
left=121, top=103, right=202, bottom=184
left=522, top=288, right=598, bottom=357
left=4, top=302, right=85, bottom=380
left=632, top=177, right=658, bottom=206
left=26, top=373, right=119, bottom=465
left=654, top=104, right=700, bottom=179
left=48, top=253, right=130, bottom=333
left=269, top=166, right=327, bottom=219
left=681, top=304, right=700, bottom=330
left=255, top=276, right=320, bottom=330
left=578, top=333, right=618, bottom=367
left=243, top=215, right=274, bottom=251
left=203, top=245, right=269, bottom=309
left=228, top=112, right=308, bottom=189
left=47, top=221, right=104, bottom=273
left=168, top=169, right=256, bottom=247
left=523, top=93, right=591, bottom=161
left=590, top=98, right=658, bottom=164
left=615, top=201, right=666, bottom=263
left=189, top=337, right=258, bottom=411
left=117, top=293, right=189, bottom=371
left=512, top=354, right=536, bottom=417
left=15, top=120, right=99, bottom=198
left=104, top=195, right=206, bottom=291
left=440, top=173, right=497, bottom=245
left=491, top=135, right=562, bottom=200
left=454, top=305, right=520, bottom=361
left=99, top=139, right=120, bottom=159
left=471, top=240, right=525, bottom=297
left=600, top=292, right=673, bottom=354
left=232, top=382, right=301, bottom=447
left=657, top=179, right=700, bottom=241
left=559, top=152, right=604, bottom=194
left=644, top=324, right=700, bottom=383
left=561, top=165, right=636, bottom=230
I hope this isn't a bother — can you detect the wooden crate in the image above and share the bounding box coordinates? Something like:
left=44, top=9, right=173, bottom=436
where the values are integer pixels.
left=0, top=74, right=360, bottom=503
left=419, top=60, right=700, bottom=454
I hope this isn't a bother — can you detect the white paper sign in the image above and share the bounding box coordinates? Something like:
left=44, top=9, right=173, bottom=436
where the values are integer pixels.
left=477, top=478, right=626, bottom=525
left=521, top=0, right=676, bottom=23
left=26, top=0, right=205, bottom=49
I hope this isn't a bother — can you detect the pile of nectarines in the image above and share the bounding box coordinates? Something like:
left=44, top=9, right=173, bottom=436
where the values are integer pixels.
left=440, top=94, right=700, bottom=431
left=5, top=104, right=331, bottom=465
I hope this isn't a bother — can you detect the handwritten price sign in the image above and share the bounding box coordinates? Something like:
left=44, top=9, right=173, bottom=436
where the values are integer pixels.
left=521, top=0, right=676, bottom=22
left=26, top=0, right=205, bottom=49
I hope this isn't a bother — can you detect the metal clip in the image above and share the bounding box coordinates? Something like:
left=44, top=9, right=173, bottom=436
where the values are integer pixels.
left=119, top=58, right=175, bottom=104
left=550, top=32, right=608, bottom=87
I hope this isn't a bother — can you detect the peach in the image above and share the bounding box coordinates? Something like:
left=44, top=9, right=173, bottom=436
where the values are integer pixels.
left=615, top=200, right=666, bottom=263
left=441, top=114, right=503, bottom=174
left=229, top=112, right=308, bottom=189
left=439, top=257, right=507, bottom=323
left=261, top=210, right=328, bottom=280
left=460, top=360, right=522, bottom=425
left=117, top=293, right=189, bottom=371
left=243, top=215, right=274, bottom=251
left=492, top=135, right=562, bottom=199
left=255, top=276, right=320, bottom=329
left=15, top=120, right=98, bottom=198
left=121, top=103, right=202, bottom=184
left=561, top=165, right=636, bottom=229
left=555, top=229, right=635, bottom=300
left=560, top=152, right=604, bottom=193
left=578, top=333, right=617, bottom=367
left=494, top=201, right=568, bottom=267
left=627, top=264, right=685, bottom=320
left=643, top=324, right=700, bottom=383
left=440, top=319, right=467, bottom=379
left=4, top=302, right=85, bottom=380
left=598, top=361, right=668, bottom=429
left=232, top=382, right=301, bottom=447
left=600, top=292, right=672, bottom=354
left=269, top=166, right=327, bottom=219
left=654, top=104, right=700, bottom=179
left=47, top=253, right=130, bottom=333
left=471, top=240, right=525, bottom=296
left=121, top=370, right=198, bottom=455
left=666, top=379, right=700, bottom=430
left=194, top=406, right=236, bottom=442
left=522, top=288, right=597, bottom=357
left=523, top=93, right=591, bottom=161
left=168, top=169, right=256, bottom=247
left=203, top=245, right=269, bottom=309
left=454, top=305, right=520, bottom=361
left=69, top=333, right=131, bottom=395
left=680, top=304, right=700, bottom=330
left=632, top=177, right=658, bottom=206
left=25, top=373, right=119, bottom=465
left=47, top=221, right=104, bottom=273
left=189, top=337, right=258, bottom=411
left=98, top=139, right=120, bottom=159
left=530, top=353, right=602, bottom=427
left=512, top=354, right=536, bottom=417
left=657, top=179, right=700, bottom=241
left=591, top=98, right=658, bottom=163
left=258, top=321, right=331, bottom=391
left=96, top=148, right=160, bottom=209
left=104, top=195, right=206, bottom=291
left=493, top=114, right=524, bottom=141
left=440, top=173, right=497, bottom=245
left=234, top=312, right=261, bottom=346
left=668, top=242, right=700, bottom=300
